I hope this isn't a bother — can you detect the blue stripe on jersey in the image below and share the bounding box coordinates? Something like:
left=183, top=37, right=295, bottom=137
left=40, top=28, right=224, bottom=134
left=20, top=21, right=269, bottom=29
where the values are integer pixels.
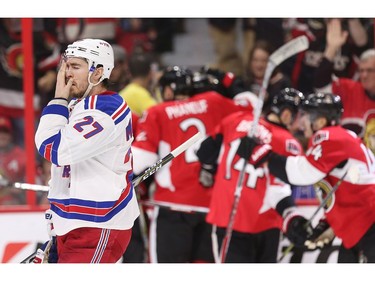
left=128, top=172, right=134, bottom=187
left=50, top=186, right=134, bottom=222
left=51, top=197, right=117, bottom=208
left=42, top=104, right=69, bottom=119
left=51, top=132, right=61, bottom=165
left=84, top=97, right=90, bottom=110
left=89, top=94, right=124, bottom=115
left=114, top=106, right=130, bottom=125
left=38, top=133, right=61, bottom=165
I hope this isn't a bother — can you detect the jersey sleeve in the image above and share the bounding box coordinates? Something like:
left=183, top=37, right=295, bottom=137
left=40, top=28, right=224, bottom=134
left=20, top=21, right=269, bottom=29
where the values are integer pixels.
left=35, top=97, right=131, bottom=166
left=284, top=128, right=348, bottom=185
left=305, top=130, right=349, bottom=173
left=263, top=131, right=302, bottom=211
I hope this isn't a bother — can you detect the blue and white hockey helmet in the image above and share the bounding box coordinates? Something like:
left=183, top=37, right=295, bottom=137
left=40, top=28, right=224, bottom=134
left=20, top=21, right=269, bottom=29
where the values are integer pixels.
left=65, top=38, right=114, bottom=81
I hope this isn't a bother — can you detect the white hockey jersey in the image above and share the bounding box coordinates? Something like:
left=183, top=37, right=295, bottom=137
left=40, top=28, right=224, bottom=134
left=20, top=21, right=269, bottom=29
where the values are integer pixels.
left=35, top=92, right=139, bottom=236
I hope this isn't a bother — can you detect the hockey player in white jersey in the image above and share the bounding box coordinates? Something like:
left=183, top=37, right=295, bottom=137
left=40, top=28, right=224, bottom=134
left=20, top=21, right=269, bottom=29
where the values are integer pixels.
left=34, top=38, right=139, bottom=263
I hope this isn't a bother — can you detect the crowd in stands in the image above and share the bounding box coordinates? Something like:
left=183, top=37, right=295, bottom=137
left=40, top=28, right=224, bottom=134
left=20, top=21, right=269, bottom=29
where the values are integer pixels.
left=1, top=18, right=375, bottom=263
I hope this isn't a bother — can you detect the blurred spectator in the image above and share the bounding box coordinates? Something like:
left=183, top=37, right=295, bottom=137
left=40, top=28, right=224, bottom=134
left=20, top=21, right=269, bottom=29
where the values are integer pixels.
left=242, top=18, right=287, bottom=67
left=287, top=18, right=369, bottom=93
left=116, top=18, right=180, bottom=61
left=0, top=115, right=26, bottom=205
left=207, top=18, right=286, bottom=77
left=107, top=44, right=130, bottom=92
left=314, top=19, right=375, bottom=138
left=244, top=40, right=292, bottom=114
left=363, top=20, right=374, bottom=49
left=208, top=18, right=244, bottom=76
left=119, top=52, right=158, bottom=116
left=146, top=19, right=179, bottom=54
left=252, top=18, right=285, bottom=49
left=364, top=118, right=375, bottom=155
left=56, top=18, right=118, bottom=50
left=0, top=18, right=60, bottom=146
left=35, top=158, right=51, bottom=206
left=116, top=19, right=154, bottom=55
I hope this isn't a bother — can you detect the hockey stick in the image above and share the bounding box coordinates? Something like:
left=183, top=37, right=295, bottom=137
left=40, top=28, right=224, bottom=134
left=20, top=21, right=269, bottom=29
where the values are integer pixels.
left=141, top=199, right=209, bottom=214
left=278, top=165, right=360, bottom=262
left=14, top=131, right=204, bottom=193
left=1, top=172, right=49, bottom=192
left=132, top=131, right=203, bottom=187
left=12, top=182, right=49, bottom=192
left=219, top=35, right=309, bottom=263
left=19, top=131, right=204, bottom=263
left=20, top=251, right=40, bottom=264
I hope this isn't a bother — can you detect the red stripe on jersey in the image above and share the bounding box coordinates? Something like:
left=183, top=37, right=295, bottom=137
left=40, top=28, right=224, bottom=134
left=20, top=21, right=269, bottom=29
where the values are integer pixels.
left=124, top=147, right=132, bottom=165
left=90, top=95, right=97, bottom=109
left=112, top=103, right=127, bottom=120
left=44, top=143, right=53, bottom=162
left=52, top=184, right=131, bottom=216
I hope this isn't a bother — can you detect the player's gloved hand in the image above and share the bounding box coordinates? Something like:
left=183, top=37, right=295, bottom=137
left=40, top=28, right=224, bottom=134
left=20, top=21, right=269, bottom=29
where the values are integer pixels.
left=201, top=66, right=245, bottom=98
left=304, top=219, right=335, bottom=250
left=30, top=210, right=59, bottom=263
left=236, top=136, right=272, bottom=167
left=283, top=212, right=313, bottom=247
left=32, top=236, right=58, bottom=263
left=201, top=66, right=235, bottom=87
left=236, top=136, right=259, bottom=159
left=199, top=163, right=217, bottom=188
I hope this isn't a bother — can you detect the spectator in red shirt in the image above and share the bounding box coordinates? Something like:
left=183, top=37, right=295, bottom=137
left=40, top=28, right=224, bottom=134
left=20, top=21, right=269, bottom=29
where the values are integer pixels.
left=0, top=115, right=26, bottom=205
left=314, top=19, right=375, bottom=138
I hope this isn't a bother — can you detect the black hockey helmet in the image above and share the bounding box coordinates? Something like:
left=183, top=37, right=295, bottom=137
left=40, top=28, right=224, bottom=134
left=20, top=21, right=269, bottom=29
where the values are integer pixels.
left=270, top=87, right=305, bottom=117
left=300, top=92, right=344, bottom=126
left=191, top=71, right=218, bottom=94
left=158, top=66, right=193, bottom=96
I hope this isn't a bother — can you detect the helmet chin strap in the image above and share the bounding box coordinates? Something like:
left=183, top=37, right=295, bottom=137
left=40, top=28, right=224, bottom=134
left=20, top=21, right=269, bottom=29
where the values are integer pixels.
left=82, top=65, right=103, bottom=99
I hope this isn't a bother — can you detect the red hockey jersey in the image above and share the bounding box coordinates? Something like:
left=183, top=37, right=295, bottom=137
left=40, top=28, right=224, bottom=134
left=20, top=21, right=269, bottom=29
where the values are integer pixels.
left=284, top=126, right=375, bottom=248
left=132, top=91, right=253, bottom=208
left=206, top=111, right=303, bottom=233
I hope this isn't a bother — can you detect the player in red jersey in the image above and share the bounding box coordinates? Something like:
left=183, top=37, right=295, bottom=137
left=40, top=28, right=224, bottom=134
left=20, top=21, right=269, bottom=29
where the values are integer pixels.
left=196, top=88, right=311, bottom=263
left=131, top=66, right=256, bottom=263
left=243, top=92, right=375, bottom=262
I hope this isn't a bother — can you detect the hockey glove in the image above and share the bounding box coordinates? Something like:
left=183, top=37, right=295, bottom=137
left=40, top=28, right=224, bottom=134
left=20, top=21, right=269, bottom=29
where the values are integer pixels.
left=32, top=236, right=58, bottom=263
left=236, top=136, right=258, bottom=160
left=304, top=219, right=335, bottom=250
left=283, top=212, right=313, bottom=247
left=199, top=164, right=217, bottom=188
left=201, top=66, right=245, bottom=98
left=236, top=136, right=272, bottom=168
left=201, top=67, right=235, bottom=88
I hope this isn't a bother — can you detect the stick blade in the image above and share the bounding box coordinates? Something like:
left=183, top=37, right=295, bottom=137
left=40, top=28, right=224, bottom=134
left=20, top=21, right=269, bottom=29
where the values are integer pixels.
left=269, top=35, right=309, bottom=66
